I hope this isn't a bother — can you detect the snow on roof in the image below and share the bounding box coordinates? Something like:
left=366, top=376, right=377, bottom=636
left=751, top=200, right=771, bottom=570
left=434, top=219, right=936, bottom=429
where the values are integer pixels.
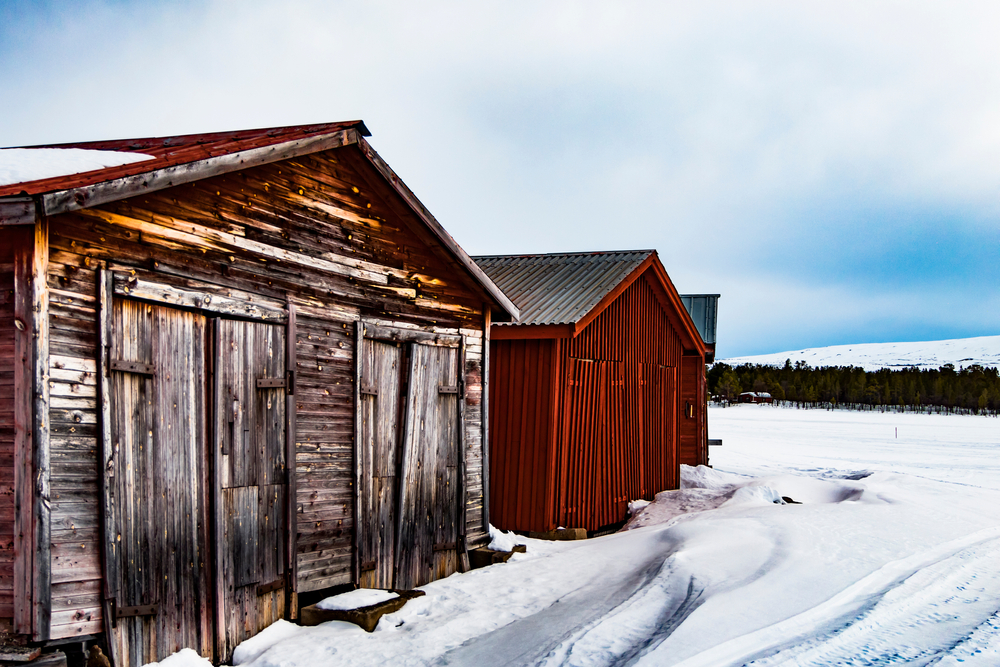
left=0, top=148, right=154, bottom=188
left=0, top=121, right=369, bottom=197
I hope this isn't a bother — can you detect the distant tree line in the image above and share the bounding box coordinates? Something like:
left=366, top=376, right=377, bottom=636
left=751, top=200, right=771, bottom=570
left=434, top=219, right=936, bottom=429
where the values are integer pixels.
left=707, top=360, right=1000, bottom=415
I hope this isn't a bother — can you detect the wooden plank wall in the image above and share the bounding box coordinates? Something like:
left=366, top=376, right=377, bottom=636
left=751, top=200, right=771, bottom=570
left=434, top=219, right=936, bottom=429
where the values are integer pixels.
left=0, top=236, right=14, bottom=631
left=46, top=229, right=104, bottom=641
left=461, top=327, right=487, bottom=546
left=28, top=144, right=490, bottom=639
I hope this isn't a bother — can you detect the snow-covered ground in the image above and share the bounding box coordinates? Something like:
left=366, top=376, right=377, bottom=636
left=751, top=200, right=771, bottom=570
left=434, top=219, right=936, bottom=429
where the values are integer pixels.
left=156, top=404, right=1000, bottom=667
left=720, top=335, right=1000, bottom=371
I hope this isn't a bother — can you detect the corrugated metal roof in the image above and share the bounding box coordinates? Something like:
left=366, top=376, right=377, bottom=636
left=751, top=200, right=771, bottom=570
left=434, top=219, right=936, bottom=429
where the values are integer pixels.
left=473, top=250, right=654, bottom=325
left=0, top=121, right=369, bottom=197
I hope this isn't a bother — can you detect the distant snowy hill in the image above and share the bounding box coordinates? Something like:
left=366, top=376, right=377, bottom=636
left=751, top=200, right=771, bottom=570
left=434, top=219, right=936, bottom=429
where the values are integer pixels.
left=720, top=335, right=1000, bottom=371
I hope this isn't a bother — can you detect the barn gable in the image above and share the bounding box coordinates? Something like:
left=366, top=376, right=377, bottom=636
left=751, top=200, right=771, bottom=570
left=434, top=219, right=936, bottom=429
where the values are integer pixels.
left=473, top=250, right=710, bottom=534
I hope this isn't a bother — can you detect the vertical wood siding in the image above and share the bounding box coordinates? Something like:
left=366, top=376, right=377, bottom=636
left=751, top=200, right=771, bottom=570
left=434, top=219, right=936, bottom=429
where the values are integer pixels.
left=14, top=143, right=492, bottom=648
left=0, top=238, right=14, bottom=630
left=489, top=270, right=697, bottom=533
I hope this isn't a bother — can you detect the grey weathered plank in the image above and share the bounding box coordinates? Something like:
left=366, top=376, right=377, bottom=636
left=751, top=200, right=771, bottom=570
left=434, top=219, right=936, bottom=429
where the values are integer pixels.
left=95, top=267, right=120, bottom=667
left=357, top=337, right=402, bottom=589
left=285, top=299, right=298, bottom=617
left=113, top=273, right=287, bottom=323
left=12, top=224, right=35, bottom=635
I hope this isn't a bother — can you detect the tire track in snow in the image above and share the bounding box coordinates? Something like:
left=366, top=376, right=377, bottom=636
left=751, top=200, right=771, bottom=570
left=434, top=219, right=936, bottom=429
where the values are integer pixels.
left=668, top=525, right=1000, bottom=667
left=434, top=536, right=675, bottom=667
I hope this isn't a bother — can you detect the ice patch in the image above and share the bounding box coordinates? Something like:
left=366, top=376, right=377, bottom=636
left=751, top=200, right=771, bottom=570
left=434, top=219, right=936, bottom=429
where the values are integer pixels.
left=317, top=588, right=399, bottom=611
left=0, top=148, right=154, bottom=186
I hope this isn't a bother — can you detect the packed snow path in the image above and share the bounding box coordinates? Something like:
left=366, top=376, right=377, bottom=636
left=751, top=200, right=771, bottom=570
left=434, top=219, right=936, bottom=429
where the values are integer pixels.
left=206, top=405, right=1000, bottom=667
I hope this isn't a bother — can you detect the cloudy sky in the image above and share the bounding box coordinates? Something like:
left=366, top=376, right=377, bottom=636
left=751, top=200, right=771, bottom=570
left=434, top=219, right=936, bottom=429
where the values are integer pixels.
left=2, top=0, right=999, bottom=357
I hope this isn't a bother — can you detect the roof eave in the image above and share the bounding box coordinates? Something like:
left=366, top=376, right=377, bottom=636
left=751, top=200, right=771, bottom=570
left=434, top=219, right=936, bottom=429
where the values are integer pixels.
left=355, top=136, right=519, bottom=322
left=647, top=257, right=708, bottom=356
left=19, top=126, right=365, bottom=219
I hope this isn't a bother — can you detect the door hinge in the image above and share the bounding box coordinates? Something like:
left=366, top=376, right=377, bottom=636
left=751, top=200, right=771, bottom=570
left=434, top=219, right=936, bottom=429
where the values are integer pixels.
left=110, top=359, right=156, bottom=376
left=117, top=603, right=158, bottom=619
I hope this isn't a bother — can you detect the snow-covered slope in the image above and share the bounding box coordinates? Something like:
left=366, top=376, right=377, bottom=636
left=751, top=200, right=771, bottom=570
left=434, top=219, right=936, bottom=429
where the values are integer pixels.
left=721, top=335, right=1000, bottom=371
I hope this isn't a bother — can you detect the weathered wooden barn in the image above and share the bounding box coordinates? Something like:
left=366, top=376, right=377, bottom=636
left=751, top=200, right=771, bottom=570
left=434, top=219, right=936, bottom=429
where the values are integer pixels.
left=472, top=251, right=709, bottom=534
left=0, top=121, right=517, bottom=665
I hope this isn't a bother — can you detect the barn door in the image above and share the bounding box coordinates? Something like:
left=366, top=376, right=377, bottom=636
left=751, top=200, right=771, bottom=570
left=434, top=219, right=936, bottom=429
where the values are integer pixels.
left=107, top=299, right=212, bottom=666
left=358, top=341, right=403, bottom=588
left=395, top=343, right=460, bottom=588
left=357, top=336, right=461, bottom=590
left=214, top=319, right=287, bottom=660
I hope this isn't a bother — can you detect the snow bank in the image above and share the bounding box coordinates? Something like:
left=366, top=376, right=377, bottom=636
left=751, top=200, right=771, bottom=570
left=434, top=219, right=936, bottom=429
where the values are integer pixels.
left=0, top=148, right=155, bottom=187
left=226, top=406, right=1000, bottom=666
left=317, top=588, right=398, bottom=611
left=627, top=499, right=650, bottom=515
left=487, top=524, right=525, bottom=552
left=722, top=485, right=785, bottom=506
left=680, top=464, right=747, bottom=490
left=140, top=648, right=212, bottom=667
left=232, top=620, right=303, bottom=665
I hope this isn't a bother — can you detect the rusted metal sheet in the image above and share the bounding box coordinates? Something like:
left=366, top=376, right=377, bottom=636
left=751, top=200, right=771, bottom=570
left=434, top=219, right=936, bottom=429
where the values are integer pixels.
left=485, top=258, right=707, bottom=533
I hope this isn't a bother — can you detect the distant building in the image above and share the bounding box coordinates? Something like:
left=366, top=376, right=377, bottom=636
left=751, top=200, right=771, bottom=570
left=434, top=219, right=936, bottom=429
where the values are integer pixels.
left=738, top=391, right=773, bottom=404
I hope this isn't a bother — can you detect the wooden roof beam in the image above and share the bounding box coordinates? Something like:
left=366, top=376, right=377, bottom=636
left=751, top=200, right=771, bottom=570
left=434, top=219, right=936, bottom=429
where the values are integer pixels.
left=38, top=128, right=363, bottom=217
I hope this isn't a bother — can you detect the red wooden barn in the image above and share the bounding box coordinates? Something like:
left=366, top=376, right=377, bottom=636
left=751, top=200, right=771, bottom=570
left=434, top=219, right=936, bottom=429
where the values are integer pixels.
left=0, top=121, right=516, bottom=665
left=473, top=250, right=710, bottom=534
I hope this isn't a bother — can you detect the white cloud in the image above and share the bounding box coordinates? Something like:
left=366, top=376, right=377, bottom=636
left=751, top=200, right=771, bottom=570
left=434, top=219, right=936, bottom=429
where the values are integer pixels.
left=3, top=0, right=999, bottom=355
